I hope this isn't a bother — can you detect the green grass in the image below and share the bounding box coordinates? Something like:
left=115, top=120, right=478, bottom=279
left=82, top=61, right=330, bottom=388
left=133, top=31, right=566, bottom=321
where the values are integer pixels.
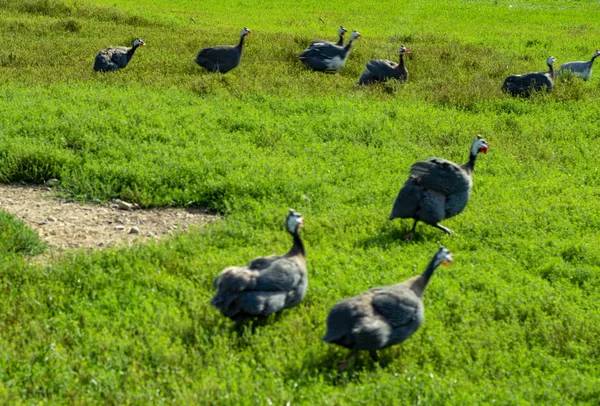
left=1, top=0, right=600, bottom=403
left=0, top=211, right=45, bottom=255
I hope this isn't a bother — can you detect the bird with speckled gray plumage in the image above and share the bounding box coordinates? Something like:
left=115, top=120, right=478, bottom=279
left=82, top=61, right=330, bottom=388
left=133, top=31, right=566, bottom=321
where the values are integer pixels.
left=309, top=26, right=348, bottom=48
left=558, top=50, right=600, bottom=81
left=298, top=31, right=360, bottom=72
left=93, top=38, right=145, bottom=72
left=502, top=56, right=556, bottom=97
left=194, top=27, right=251, bottom=74
left=390, top=135, right=489, bottom=239
left=323, top=247, right=453, bottom=368
left=358, top=44, right=410, bottom=85
left=210, top=209, right=307, bottom=324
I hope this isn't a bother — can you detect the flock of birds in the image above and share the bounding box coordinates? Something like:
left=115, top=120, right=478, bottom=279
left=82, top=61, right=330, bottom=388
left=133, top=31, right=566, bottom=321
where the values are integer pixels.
left=211, top=135, right=488, bottom=368
left=93, top=26, right=599, bottom=93
left=90, top=27, right=598, bottom=367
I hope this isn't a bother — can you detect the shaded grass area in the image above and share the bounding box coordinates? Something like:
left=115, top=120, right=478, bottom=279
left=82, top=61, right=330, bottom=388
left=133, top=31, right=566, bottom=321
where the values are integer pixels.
left=0, top=211, right=45, bottom=255
left=0, top=0, right=600, bottom=403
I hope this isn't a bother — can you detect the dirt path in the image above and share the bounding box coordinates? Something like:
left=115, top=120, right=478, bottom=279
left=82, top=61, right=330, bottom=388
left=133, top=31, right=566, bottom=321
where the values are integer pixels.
left=0, top=184, right=219, bottom=251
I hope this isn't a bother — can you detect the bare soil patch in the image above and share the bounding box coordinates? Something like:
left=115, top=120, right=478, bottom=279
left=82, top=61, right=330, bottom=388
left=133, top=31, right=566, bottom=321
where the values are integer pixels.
left=0, top=184, right=219, bottom=250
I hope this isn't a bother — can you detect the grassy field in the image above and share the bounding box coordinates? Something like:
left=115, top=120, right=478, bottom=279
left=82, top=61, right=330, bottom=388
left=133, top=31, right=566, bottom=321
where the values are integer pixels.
left=1, top=0, right=600, bottom=403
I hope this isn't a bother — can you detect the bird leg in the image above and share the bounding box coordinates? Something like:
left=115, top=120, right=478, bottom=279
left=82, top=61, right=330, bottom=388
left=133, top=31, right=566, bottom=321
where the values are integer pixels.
left=403, top=220, right=418, bottom=240
left=337, top=349, right=358, bottom=372
left=433, top=223, right=454, bottom=235
left=369, top=350, right=379, bottom=362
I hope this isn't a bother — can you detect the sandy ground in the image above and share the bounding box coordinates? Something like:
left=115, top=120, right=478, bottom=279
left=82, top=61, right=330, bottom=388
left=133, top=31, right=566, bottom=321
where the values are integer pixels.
left=0, top=184, right=219, bottom=251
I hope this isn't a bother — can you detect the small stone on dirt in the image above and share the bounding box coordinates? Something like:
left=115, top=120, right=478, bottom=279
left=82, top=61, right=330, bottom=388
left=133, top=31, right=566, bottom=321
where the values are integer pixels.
left=129, top=226, right=140, bottom=234
left=114, top=199, right=134, bottom=211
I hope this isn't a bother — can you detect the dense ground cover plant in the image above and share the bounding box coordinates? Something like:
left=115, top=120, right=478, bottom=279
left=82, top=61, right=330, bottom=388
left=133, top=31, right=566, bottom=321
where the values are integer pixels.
left=0, top=0, right=599, bottom=403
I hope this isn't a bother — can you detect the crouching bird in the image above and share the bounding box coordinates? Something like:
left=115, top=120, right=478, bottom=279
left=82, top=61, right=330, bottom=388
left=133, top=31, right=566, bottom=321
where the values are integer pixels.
left=210, top=209, right=307, bottom=325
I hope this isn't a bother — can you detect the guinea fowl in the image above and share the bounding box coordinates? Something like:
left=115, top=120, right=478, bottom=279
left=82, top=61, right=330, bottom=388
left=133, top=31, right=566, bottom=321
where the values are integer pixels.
left=194, top=27, right=251, bottom=74
left=210, top=209, right=307, bottom=324
left=93, top=38, right=145, bottom=72
left=309, top=26, right=348, bottom=47
left=390, top=135, right=489, bottom=239
left=558, top=50, right=600, bottom=81
left=298, top=30, right=360, bottom=72
left=502, top=56, right=557, bottom=97
left=358, top=44, right=410, bottom=85
left=323, top=247, right=453, bottom=368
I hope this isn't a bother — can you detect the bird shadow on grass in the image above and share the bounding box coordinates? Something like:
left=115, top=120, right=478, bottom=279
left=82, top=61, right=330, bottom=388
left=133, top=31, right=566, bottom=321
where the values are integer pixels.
left=357, top=223, right=441, bottom=250
left=284, top=347, right=397, bottom=386
left=220, top=311, right=296, bottom=349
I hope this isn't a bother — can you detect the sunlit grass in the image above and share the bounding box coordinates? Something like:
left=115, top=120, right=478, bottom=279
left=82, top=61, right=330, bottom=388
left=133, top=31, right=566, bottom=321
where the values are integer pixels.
left=0, top=0, right=599, bottom=404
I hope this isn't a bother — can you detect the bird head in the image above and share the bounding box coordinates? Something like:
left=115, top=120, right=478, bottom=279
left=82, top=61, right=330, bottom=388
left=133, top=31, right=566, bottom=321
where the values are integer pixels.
left=399, top=45, right=410, bottom=54
left=593, top=50, right=600, bottom=58
left=241, top=27, right=252, bottom=37
left=471, top=135, right=489, bottom=155
left=339, top=26, right=348, bottom=36
left=349, top=31, right=361, bottom=41
left=436, top=246, right=453, bottom=266
left=286, top=209, right=304, bottom=234
left=546, top=56, right=557, bottom=66
left=133, top=38, right=145, bottom=47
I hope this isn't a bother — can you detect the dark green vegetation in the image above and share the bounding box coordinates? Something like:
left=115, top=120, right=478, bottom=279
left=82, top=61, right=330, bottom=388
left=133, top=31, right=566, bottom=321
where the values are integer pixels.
left=1, top=0, right=600, bottom=403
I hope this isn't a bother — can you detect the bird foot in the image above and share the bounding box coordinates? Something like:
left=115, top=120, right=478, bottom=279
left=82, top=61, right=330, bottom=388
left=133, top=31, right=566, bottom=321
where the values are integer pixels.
left=434, top=224, right=454, bottom=235
left=402, top=231, right=414, bottom=240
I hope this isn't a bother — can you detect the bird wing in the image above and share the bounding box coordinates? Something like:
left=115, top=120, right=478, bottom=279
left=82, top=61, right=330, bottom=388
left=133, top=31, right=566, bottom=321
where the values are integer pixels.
left=299, top=43, right=342, bottom=60
left=366, top=60, right=398, bottom=79
left=322, top=296, right=362, bottom=343
left=409, top=158, right=470, bottom=195
left=104, top=47, right=129, bottom=66
left=197, top=46, right=237, bottom=64
left=369, top=288, right=420, bottom=327
left=213, top=266, right=258, bottom=292
left=253, top=258, right=304, bottom=292
left=247, top=255, right=283, bottom=271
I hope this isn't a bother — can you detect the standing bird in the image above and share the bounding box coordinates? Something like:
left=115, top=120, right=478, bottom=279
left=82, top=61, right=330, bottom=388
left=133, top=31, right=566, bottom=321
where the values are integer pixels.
left=93, top=38, right=145, bottom=72
left=194, top=27, right=251, bottom=74
left=557, top=49, right=600, bottom=81
left=390, top=135, right=489, bottom=240
left=309, top=26, right=348, bottom=48
left=323, top=247, right=453, bottom=368
left=298, top=30, right=361, bottom=72
left=501, top=56, right=557, bottom=97
left=210, top=209, right=307, bottom=324
left=358, top=44, right=410, bottom=85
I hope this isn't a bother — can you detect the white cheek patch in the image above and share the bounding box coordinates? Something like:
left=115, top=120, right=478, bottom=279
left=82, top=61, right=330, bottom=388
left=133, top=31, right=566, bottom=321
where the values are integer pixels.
left=287, top=217, right=297, bottom=233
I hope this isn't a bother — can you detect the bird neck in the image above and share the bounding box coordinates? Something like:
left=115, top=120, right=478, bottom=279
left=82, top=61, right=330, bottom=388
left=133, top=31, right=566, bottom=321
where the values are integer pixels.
left=591, top=54, right=599, bottom=63
left=398, top=53, right=405, bottom=70
left=286, top=230, right=305, bottom=259
left=547, top=62, right=555, bottom=81
left=343, top=39, right=355, bottom=53
left=462, top=152, right=477, bottom=175
left=127, top=44, right=139, bottom=59
left=410, top=257, right=439, bottom=298
left=236, top=34, right=246, bottom=52
left=336, top=34, right=344, bottom=46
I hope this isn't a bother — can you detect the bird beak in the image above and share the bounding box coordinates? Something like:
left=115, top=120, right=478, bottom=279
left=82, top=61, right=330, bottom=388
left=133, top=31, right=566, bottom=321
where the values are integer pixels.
left=405, top=50, right=411, bottom=53
left=479, top=146, right=488, bottom=154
